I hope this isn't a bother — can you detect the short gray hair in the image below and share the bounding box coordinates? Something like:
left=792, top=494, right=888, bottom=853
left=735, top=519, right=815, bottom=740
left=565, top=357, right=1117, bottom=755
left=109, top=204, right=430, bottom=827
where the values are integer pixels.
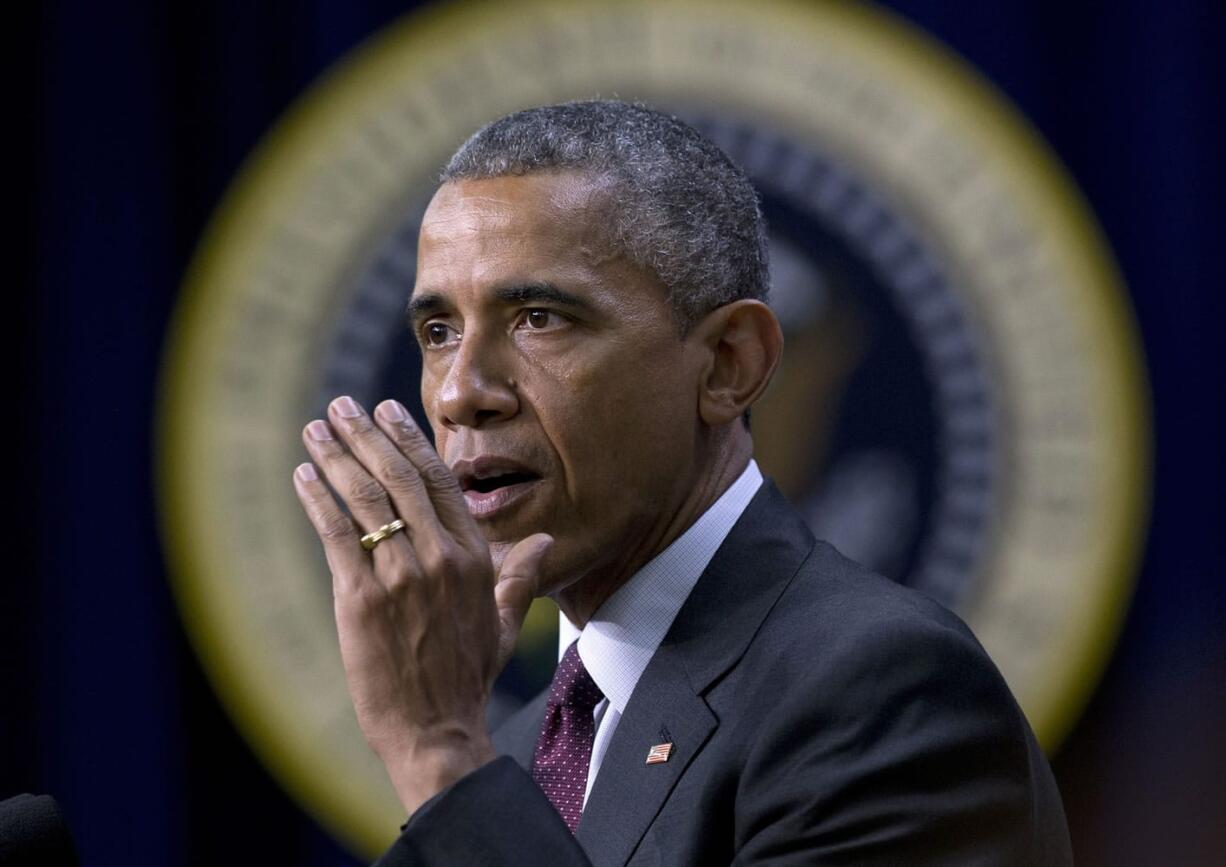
left=440, top=100, right=770, bottom=331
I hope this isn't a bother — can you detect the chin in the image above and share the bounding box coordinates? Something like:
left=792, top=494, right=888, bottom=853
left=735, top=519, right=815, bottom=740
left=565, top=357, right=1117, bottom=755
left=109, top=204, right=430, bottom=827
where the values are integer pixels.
left=481, top=511, right=550, bottom=569
left=485, top=535, right=580, bottom=600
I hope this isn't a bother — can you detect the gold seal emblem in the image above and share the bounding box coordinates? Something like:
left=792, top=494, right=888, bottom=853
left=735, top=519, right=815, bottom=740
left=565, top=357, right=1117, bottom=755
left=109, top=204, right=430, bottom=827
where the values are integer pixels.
left=158, top=0, right=1149, bottom=855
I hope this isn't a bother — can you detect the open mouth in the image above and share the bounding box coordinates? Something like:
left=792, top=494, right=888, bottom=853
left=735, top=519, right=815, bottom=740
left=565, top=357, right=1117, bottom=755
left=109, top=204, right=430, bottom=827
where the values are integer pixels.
left=463, top=471, right=539, bottom=495
left=453, top=459, right=543, bottom=518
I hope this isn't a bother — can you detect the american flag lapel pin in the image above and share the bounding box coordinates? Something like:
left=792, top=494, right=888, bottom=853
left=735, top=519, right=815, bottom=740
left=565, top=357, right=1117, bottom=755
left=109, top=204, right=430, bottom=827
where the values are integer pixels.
left=645, top=742, right=674, bottom=765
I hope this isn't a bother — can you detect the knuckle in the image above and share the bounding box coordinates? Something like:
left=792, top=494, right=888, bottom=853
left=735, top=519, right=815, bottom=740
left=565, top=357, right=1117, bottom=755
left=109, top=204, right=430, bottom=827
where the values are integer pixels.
left=422, top=461, right=460, bottom=491
left=421, top=542, right=464, bottom=579
left=319, top=514, right=355, bottom=542
left=380, top=459, right=426, bottom=495
left=349, top=580, right=386, bottom=610
left=384, top=543, right=420, bottom=577
left=382, top=561, right=414, bottom=592
left=397, top=428, right=439, bottom=462
left=348, top=476, right=388, bottom=510
left=392, top=419, right=428, bottom=446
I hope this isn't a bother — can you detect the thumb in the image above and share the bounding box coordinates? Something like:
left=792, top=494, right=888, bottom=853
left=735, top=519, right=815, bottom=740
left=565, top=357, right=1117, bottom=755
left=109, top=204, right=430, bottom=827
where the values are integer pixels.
left=493, top=533, right=553, bottom=668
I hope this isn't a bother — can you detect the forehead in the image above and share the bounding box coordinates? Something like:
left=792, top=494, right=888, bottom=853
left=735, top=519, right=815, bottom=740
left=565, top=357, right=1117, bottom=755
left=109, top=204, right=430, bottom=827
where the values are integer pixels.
left=415, top=173, right=612, bottom=282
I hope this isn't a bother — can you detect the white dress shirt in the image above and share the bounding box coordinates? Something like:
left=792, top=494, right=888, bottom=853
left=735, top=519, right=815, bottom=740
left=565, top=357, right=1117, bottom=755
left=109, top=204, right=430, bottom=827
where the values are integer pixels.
left=557, top=460, right=764, bottom=806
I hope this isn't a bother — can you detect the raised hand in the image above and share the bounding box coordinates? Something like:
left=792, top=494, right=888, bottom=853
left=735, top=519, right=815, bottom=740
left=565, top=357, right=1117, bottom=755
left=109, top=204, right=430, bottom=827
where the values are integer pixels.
left=292, top=395, right=553, bottom=815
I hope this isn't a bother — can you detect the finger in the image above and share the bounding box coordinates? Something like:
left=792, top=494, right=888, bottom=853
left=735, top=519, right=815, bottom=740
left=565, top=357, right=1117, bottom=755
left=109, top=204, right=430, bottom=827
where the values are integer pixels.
left=292, top=461, right=372, bottom=593
left=493, top=534, right=553, bottom=667
left=372, top=399, right=481, bottom=544
left=302, top=417, right=412, bottom=567
left=325, top=397, right=452, bottom=551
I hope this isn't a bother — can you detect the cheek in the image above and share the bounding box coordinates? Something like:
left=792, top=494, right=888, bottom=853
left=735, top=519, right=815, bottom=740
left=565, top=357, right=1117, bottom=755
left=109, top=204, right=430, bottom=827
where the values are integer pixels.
left=546, top=348, right=696, bottom=486
left=604, top=347, right=695, bottom=425
left=420, top=368, right=445, bottom=429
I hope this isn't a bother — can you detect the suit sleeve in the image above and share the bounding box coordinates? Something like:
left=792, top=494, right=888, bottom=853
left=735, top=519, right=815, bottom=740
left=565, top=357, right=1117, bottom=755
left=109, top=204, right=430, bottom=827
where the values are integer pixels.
left=372, top=757, right=592, bottom=866
left=731, top=610, right=1073, bottom=866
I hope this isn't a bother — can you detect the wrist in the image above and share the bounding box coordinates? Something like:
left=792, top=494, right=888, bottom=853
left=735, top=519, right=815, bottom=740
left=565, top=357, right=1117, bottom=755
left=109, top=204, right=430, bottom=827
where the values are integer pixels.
left=382, top=728, right=497, bottom=817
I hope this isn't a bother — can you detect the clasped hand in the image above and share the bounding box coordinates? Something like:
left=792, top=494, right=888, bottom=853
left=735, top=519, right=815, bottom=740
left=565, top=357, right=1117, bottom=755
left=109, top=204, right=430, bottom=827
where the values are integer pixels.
left=292, top=395, right=552, bottom=815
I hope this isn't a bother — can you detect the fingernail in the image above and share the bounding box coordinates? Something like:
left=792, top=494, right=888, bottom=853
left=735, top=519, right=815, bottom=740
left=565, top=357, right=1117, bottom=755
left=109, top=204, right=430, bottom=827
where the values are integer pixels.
left=333, top=396, right=362, bottom=418
left=307, top=420, right=333, bottom=441
left=377, top=400, right=408, bottom=423
left=295, top=462, right=318, bottom=482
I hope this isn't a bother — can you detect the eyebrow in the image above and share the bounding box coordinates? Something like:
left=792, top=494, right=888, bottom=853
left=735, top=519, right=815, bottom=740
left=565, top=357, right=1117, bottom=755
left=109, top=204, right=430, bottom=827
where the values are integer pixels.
left=406, top=293, right=446, bottom=327
left=406, top=281, right=595, bottom=327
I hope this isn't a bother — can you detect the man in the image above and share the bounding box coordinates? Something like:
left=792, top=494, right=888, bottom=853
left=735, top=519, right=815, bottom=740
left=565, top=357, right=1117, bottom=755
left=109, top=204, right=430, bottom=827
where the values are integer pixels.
left=292, top=101, right=1072, bottom=865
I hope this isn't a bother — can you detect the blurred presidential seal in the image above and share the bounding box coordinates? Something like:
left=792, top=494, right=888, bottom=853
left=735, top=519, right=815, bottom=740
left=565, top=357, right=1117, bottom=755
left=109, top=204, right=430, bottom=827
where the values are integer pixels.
left=158, top=0, right=1150, bottom=856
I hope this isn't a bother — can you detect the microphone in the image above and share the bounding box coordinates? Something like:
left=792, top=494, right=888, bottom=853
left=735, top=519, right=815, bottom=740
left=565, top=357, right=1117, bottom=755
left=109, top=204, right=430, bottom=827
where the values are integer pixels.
left=0, top=794, right=78, bottom=866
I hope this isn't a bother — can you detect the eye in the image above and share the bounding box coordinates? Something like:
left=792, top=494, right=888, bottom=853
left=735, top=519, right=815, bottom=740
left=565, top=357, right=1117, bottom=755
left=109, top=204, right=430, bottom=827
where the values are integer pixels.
left=422, top=321, right=458, bottom=347
left=517, top=309, right=564, bottom=330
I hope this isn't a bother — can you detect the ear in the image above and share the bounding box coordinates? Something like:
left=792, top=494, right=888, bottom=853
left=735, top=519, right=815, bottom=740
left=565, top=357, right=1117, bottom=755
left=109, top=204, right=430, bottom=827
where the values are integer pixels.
left=691, top=300, right=784, bottom=427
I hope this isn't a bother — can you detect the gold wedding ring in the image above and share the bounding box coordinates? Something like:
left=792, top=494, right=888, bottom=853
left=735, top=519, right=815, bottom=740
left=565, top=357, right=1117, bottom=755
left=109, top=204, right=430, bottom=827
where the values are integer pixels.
left=359, top=518, right=406, bottom=551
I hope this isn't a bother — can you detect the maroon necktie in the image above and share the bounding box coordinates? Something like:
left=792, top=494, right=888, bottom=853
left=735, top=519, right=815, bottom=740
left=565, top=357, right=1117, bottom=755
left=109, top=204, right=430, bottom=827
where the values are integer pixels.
left=531, top=641, right=605, bottom=833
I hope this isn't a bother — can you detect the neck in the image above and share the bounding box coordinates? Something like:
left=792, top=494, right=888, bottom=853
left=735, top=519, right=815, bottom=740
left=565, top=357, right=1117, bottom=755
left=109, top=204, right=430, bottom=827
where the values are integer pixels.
left=552, top=430, right=754, bottom=627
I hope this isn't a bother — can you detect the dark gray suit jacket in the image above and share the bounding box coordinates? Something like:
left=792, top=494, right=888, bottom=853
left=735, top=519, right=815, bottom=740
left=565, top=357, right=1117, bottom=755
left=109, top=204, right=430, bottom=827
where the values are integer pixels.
left=375, top=482, right=1072, bottom=865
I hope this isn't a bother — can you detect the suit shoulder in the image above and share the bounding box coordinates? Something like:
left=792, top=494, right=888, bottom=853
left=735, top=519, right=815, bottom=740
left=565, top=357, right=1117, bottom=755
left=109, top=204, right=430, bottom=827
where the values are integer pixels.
left=717, top=541, right=1070, bottom=865
left=776, top=540, right=978, bottom=633
left=742, top=540, right=1012, bottom=704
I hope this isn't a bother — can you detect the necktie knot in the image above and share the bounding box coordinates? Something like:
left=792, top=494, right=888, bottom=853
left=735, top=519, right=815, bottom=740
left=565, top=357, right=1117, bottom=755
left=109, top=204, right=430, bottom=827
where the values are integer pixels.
left=547, top=641, right=604, bottom=711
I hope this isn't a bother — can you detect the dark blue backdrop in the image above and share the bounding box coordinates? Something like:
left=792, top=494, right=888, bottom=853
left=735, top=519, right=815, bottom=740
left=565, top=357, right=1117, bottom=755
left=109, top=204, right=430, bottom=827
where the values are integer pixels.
left=19, top=1, right=1224, bottom=864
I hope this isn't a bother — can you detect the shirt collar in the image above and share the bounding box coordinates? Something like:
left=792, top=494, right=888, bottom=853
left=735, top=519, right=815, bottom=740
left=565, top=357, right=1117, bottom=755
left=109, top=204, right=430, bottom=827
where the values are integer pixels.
left=557, top=459, right=764, bottom=714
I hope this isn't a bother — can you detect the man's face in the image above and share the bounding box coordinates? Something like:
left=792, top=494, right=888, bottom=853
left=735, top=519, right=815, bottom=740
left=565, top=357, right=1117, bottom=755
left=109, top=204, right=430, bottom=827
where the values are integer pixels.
left=412, top=172, right=706, bottom=596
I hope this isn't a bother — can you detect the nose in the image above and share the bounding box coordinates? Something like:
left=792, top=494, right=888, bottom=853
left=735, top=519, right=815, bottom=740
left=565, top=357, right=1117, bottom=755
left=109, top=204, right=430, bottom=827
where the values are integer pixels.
left=432, top=333, right=519, bottom=430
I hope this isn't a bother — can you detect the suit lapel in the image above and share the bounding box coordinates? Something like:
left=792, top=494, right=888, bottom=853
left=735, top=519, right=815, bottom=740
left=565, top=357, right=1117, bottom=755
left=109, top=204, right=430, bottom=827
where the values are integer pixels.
left=576, top=481, right=816, bottom=865
left=575, top=659, right=715, bottom=867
